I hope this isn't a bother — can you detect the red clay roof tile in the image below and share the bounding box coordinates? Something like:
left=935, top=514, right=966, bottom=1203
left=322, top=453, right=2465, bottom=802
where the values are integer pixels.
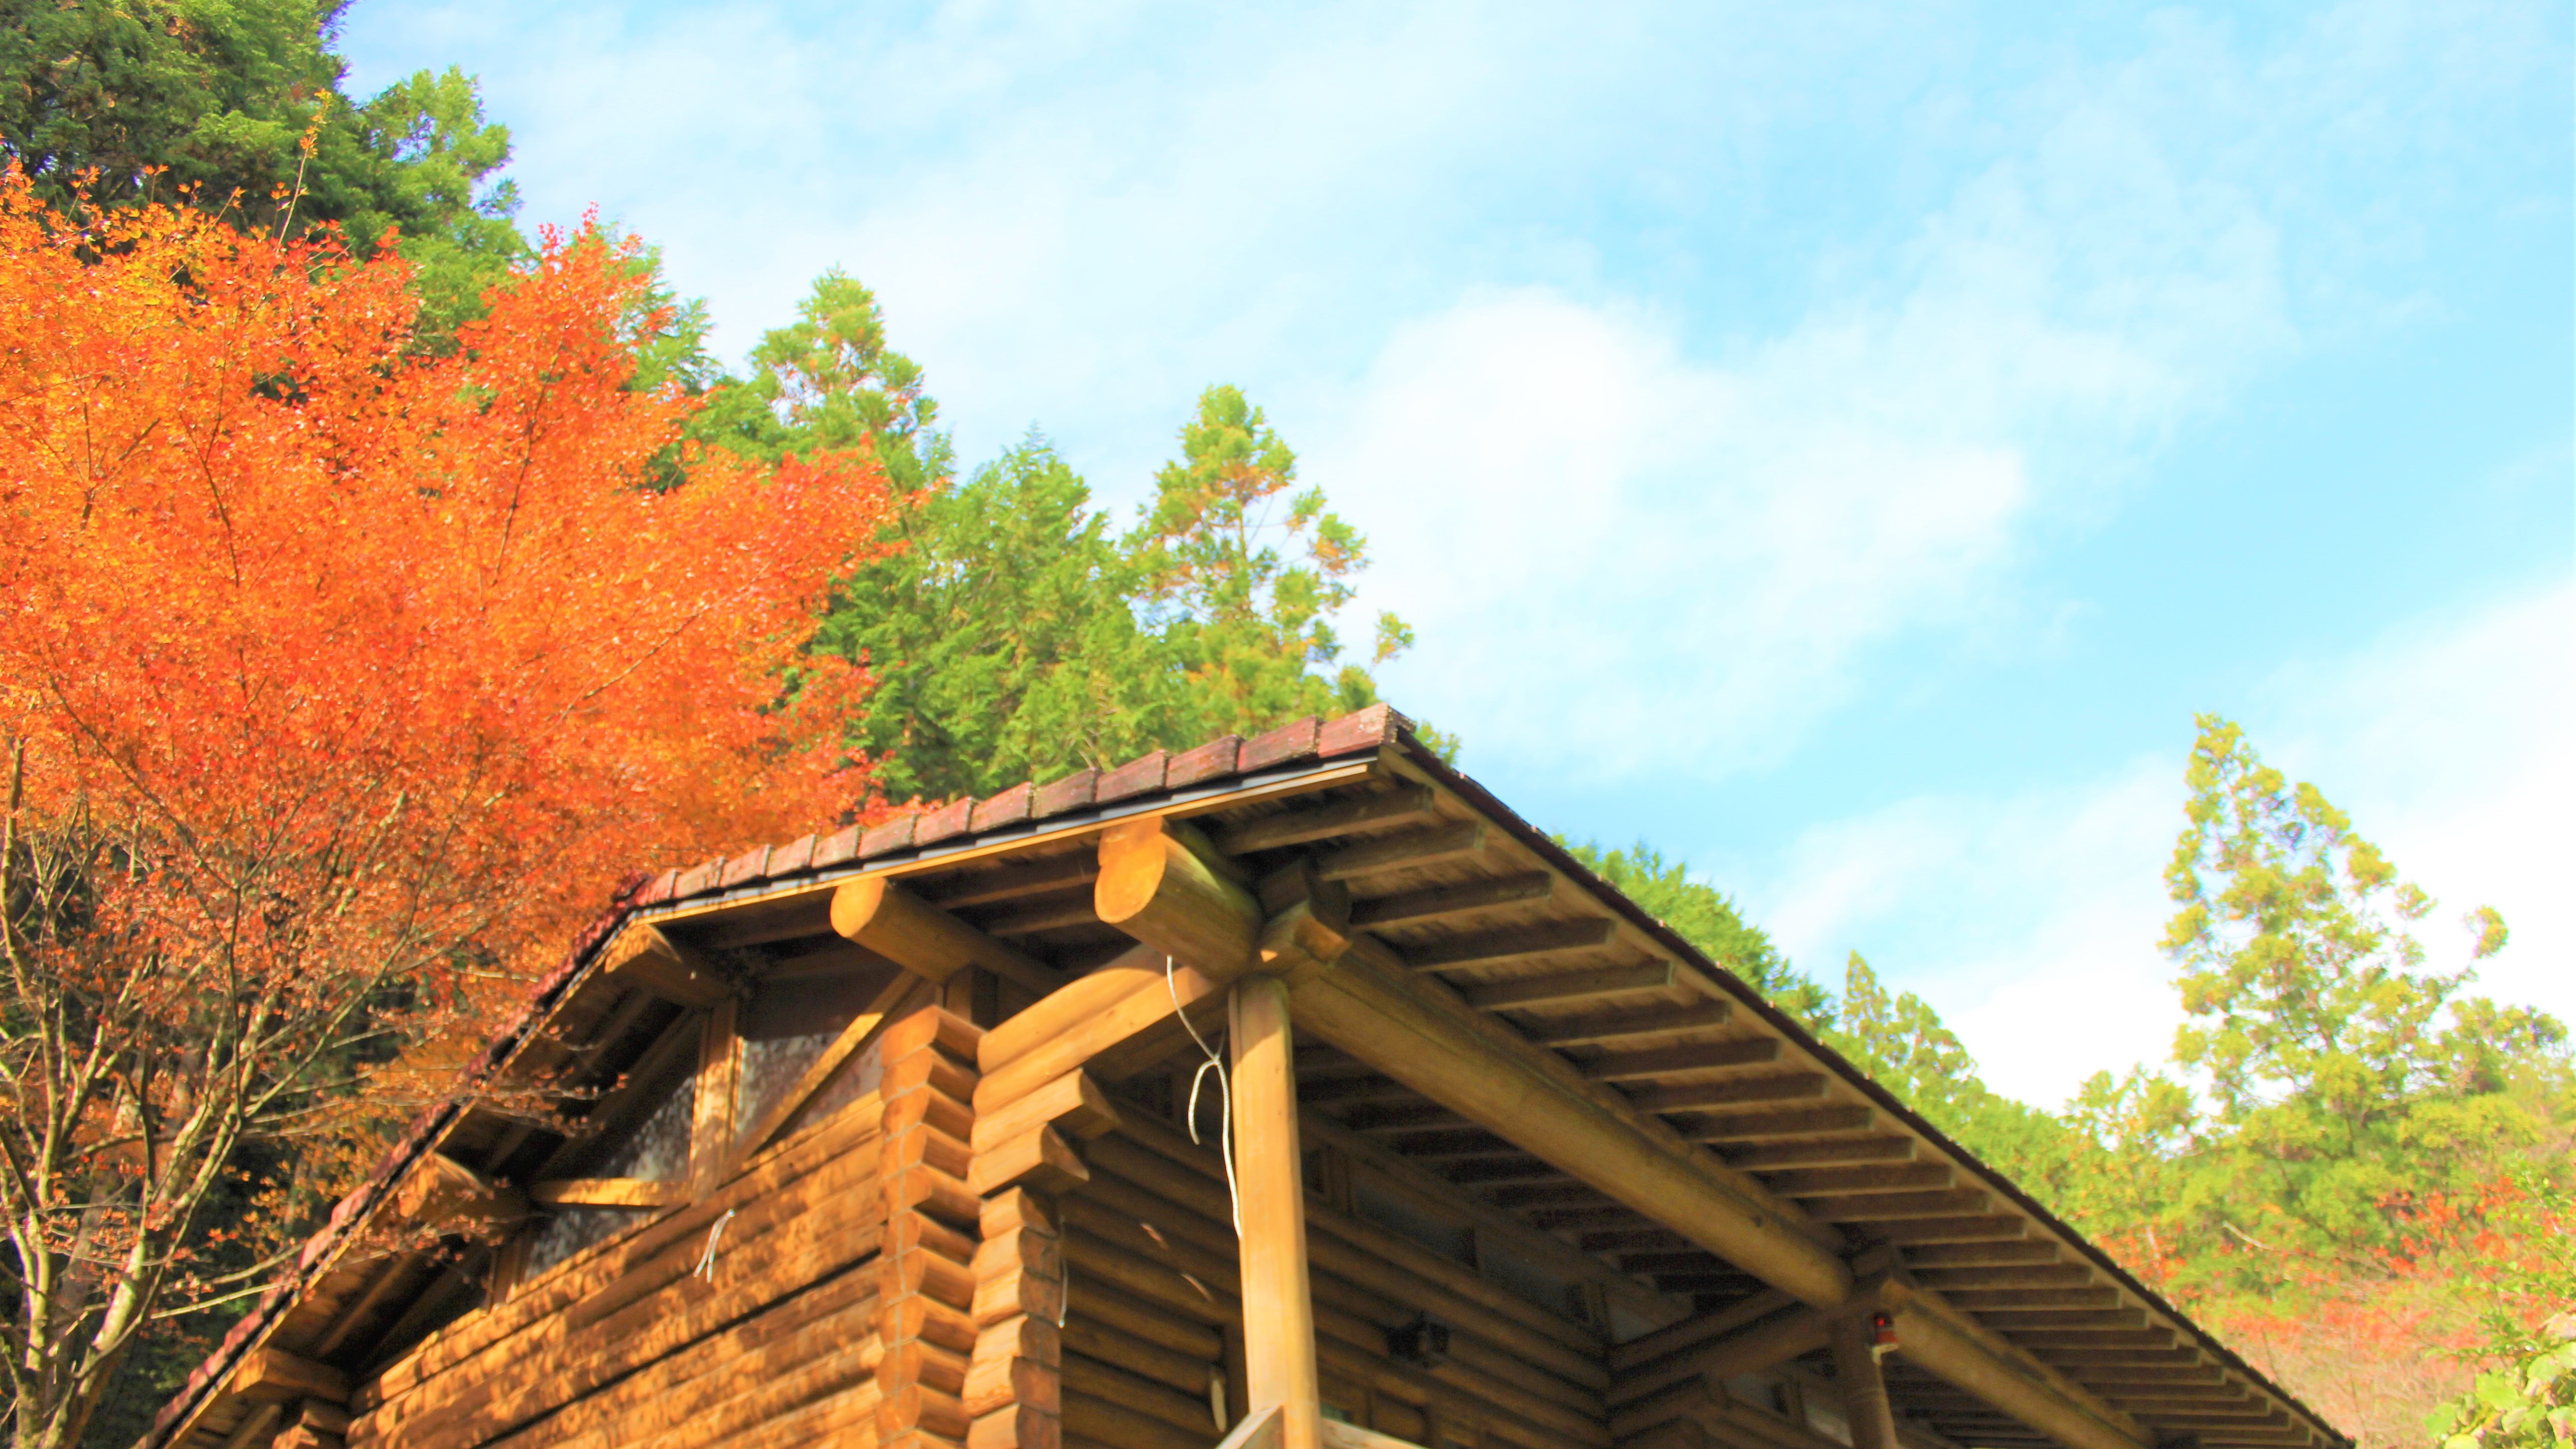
left=814, top=823, right=861, bottom=869
left=913, top=796, right=974, bottom=846
left=1243, top=715, right=1320, bottom=771
left=970, top=782, right=1034, bottom=833
left=673, top=858, right=722, bottom=900
left=769, top=834, right=816, bottom=877
left=1168, top=735, right=1242, bottom=788
left=1321, top=702, right=1408, bottom=756
left=720, top=845, right=771, bottom=888
left=1033, top=768, right=1098, bottom=819
left=1098, top=750, right=1168, bottom=803
left=859, top=814, right=916, bottom=859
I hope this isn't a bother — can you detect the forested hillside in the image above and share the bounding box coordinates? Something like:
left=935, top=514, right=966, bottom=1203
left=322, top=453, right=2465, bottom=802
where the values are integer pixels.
left=1, top=9, right=2565, bottom=1449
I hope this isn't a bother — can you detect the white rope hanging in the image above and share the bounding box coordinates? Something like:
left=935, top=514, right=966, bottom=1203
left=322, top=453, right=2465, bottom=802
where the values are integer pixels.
left=1166, top=954, right=1244, bottom=1237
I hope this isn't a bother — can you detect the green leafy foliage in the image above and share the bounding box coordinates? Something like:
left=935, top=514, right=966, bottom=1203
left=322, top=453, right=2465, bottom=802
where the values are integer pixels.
left=2151, top=716, right=2569, bottom=1291
left=0, top=1, right=526, bottom=339
left=702, top=277, right=1424, bottom=795
left=1555, top=841, right=1830, bottom=1028
left=1127, top=385, right=1411, bottom=735
left=818, top=433, right=1196, bottom=801
left=1824, top=953, right=2084, bottom=1201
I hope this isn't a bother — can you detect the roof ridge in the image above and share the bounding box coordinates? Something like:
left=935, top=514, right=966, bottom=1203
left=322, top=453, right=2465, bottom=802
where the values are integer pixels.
left=638, top=701, right=1413, bottom=912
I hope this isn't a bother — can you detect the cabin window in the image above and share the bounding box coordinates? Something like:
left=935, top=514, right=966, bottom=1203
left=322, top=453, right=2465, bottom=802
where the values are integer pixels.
left=520, top=1019, right=701, bottom=1279
left=734, top=952, right=903, bottom=1142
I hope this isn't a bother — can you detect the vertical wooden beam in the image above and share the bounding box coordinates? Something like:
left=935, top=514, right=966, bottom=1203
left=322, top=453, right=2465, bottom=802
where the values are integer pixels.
left=689, top=996, right=741, bottom=1196
left=1830, top=1314, right=1899, bottom=1449
left=1231, top=976, right=1322, bottom=1449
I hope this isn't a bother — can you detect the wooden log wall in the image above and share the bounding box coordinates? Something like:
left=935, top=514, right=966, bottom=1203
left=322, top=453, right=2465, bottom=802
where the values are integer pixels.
left=878, top=1006, right=988, bottom=1448
left=342, top=1080, right=888, bottom=1449
left=1055, top=1109, right=1617, bottom=1449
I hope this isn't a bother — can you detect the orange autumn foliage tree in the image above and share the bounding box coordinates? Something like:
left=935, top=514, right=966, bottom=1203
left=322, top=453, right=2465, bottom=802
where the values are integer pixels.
left=0, top=176, right=892, bottom=1449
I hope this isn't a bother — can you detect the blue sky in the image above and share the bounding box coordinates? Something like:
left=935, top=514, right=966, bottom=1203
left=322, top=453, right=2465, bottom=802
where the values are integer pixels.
left=341, top=0, right=2572, bottom=1106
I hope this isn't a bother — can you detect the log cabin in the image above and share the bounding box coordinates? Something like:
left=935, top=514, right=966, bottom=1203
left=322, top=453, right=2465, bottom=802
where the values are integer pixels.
left=144, top=704, right=2350, bottom=1449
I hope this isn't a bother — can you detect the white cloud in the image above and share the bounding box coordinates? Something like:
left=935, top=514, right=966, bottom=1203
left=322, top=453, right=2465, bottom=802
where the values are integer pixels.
left=1738, top=579, right=2575, bottom=1110
left=1333, top=79, right=2299, bottom=780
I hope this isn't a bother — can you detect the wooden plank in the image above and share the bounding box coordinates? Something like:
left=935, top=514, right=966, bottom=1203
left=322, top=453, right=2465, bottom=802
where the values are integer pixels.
left=1581, top=1038, right=1781, bottom=1081
left=1315, top=821, right=1486, bottom=881
left=982, top=896, right=1103, bottom=937
left=1461, top=962, right=1672, bottom=1009
left=1406, top=919, right=1618, bottom=972
left=1942, top=1287, right=2120, bottom=1310
left=1680, top=1107, right=1875, bottom=1143
left=1525, top=1002, right=1733, bottom=1047
left=1231, top=977, right=1324, bottom=1449
left=690, top=994, right=741, bottom=1195
left=1635, top=1074, right=1829, bottom=1113
left=1806, top=1189, right=1994, bottom=1222
left=926, top=852, right=1102, bottom=908
left=1901, top=1240, right=2062, bottom=1267
left=526, top=1178, right=685, bottom=1209
left=1215, top=786, right=1436, bottom=855
left=1760, top=1163, right=1955, bottom=1196
left=231, top=1348, right=350, bottom=1404
left=1352, top=872, right=1553, bottom=928
left=1868, top=1215, right=2028, bottom=1245
left=1724, top=1136, right=1914, bottom=1170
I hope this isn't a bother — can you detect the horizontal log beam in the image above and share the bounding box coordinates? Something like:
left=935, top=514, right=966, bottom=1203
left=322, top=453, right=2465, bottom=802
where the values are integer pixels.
left=1461, top=962, right=1673, bottom=1010
left=832, top=878, right=1065, bottom=997
left=598, top=922, right=730, bottom=1008
left=1096, top=816, right=1263, bottom=974
left=528, top=1178, right=685, bottom=1208
left=1889, top=1288, right=2150, bottom=1449
left=231, top=1348, right=351, bottom=1407
left=1288, top=943, right=1852, bottom=1306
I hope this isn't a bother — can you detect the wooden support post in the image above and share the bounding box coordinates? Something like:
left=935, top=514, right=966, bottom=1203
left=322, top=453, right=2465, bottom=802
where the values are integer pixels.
left=1231, top=976, right=1322, bottom=1449
left=1829, top=1314, right=1898, bottom=1449
left=881, top=1005, right=986, bottom=1449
